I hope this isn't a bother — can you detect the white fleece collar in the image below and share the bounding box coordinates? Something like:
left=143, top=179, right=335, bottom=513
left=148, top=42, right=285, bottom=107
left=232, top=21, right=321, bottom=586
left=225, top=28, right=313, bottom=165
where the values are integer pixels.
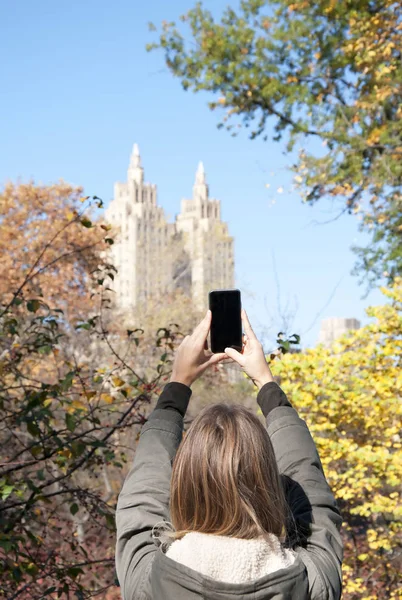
left=165, top=531, right=296, bottom=584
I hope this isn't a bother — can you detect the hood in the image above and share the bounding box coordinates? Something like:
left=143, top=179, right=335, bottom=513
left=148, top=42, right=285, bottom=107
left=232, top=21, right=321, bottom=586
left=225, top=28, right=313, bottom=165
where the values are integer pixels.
left=150, top=532, right=309, bottom=600
left=166, top=532, right=295, bottom=584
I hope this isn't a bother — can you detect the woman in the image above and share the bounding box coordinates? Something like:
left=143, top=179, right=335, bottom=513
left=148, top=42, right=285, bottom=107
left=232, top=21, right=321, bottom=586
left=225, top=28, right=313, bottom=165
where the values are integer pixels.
left=116, top=310, right=343, bottom=600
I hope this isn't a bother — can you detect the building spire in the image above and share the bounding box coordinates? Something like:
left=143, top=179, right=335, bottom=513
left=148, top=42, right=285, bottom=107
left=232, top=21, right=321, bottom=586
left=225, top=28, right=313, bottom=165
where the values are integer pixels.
left=131, top=143, right=141, bottom=168
left=195, top=161, right=206, bottom=185
left=193, top=161, right=208, bottom=203
left=128, top=142, right=144, bottom=184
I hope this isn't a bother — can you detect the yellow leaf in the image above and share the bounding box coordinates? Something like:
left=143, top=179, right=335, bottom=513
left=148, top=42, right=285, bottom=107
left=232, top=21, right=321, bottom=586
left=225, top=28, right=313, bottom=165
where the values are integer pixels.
left=71, top=399, right=86, bottom=411
left=367, top=127, right=384, bottom=145
left=112, top=377, right=125, bottom=388
left=101, top=394, right=114, bottom=404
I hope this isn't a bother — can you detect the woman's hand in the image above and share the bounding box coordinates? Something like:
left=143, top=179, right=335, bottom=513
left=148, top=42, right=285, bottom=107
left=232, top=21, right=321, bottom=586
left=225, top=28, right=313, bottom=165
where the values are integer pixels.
left=170, top=310, right=227, bottom=387
left=225, top=309, right=274, bottom=390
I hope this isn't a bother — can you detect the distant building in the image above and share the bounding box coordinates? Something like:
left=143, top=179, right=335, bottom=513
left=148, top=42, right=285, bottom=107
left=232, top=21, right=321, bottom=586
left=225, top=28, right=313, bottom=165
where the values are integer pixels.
left=318, top=317, right=361, bottom=347
left=105, top=144, right=234, bottom=310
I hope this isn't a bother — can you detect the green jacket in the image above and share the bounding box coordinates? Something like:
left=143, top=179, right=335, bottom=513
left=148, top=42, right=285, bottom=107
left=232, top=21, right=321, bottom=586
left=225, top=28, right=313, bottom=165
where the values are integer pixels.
left=116, top=387, right=343, bottom=599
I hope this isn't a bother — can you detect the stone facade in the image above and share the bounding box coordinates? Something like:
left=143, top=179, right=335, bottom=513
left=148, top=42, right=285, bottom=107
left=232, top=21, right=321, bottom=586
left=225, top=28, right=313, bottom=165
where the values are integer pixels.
left=318, top=317, right=361, bottom=347
left=105, top=144, right=234, bottom=310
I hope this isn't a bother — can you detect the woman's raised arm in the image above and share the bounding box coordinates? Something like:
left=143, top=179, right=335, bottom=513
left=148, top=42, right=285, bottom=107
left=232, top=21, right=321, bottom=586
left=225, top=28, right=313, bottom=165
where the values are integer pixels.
left=227, top=311, right=343, bottom=600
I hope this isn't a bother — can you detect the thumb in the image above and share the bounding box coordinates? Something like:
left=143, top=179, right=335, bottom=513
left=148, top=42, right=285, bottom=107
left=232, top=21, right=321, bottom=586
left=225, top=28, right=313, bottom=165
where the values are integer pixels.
left=225, top=347, right=245, bottom=366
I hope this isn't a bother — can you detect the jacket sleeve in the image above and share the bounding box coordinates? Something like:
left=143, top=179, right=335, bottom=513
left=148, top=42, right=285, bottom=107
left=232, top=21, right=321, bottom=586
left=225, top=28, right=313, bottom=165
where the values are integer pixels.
left=266, top=404, right=343, bottom=600
left=115, top=408, right=184, bottom=600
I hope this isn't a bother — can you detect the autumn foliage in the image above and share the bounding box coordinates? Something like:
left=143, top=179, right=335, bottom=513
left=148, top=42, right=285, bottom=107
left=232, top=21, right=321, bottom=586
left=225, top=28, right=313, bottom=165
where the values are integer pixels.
left=0, top=183, right=180, bottom=598
left=0, top=182, right=110, bottom=320
left=148, top=0, right=402, bottom=289
left=273, top=282, right=402, bottom=599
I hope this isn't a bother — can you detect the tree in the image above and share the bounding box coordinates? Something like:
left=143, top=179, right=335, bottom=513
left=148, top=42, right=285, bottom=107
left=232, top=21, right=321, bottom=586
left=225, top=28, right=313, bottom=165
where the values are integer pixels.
left=0, top=196, right=185, bottom=598
left=0, top=182, right=112, bottom=320
left=0, top=186, right=138, bottom=597
left=271, top=280, right=402, bottom=599
left=148, top=0, right=402, bottom=289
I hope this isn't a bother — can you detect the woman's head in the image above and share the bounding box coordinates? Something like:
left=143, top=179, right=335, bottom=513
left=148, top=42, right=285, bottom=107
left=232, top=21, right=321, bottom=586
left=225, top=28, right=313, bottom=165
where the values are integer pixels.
left=170, top=403, right=287, bottom=541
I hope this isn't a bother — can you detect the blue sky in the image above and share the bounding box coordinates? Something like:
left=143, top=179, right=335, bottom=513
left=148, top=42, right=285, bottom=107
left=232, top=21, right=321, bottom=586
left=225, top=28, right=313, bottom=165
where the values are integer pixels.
left=0, top=0, right=385, bottom=347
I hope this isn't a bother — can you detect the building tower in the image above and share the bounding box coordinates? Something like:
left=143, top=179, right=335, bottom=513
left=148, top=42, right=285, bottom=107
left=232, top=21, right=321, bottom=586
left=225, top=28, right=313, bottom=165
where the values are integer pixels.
left=105, top=144, right=175, bottom=309
left=105, top=145, right=235, bottom=311
left=176, top=162, right=234, bottom=308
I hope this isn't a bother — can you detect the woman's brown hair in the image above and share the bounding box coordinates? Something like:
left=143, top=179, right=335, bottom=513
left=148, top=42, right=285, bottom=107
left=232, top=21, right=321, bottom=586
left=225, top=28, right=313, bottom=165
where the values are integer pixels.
left=169, top=403, right=287, bottom=542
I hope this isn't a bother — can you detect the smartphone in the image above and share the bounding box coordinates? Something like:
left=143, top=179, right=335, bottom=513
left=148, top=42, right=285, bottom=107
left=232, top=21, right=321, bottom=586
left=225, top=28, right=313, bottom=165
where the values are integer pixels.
left=209, top=289, right=242, bottom=353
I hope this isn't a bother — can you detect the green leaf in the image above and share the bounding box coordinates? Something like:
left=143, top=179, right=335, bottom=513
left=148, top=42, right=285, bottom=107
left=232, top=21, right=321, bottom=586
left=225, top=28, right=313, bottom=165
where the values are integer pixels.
left=70, top=503, right=79, bottom=516
left=105, top=238, right=114, bottom=245
left=27, top=420, right=41, bottom=437
left=37, top=469, right=45, bottom=481
left=1, top=485, right=14, bottom=500
left=105, top=513, right=116, bottom=530
left=27, top=299, right=41, bottom=312
left=65, top=413, right=76, bottom=432
left=38, top=345, right=52, bottom=355
left=67, top=566, right=84, bottom=578
left=71, top=441, right=86, bottom=458
left=80, top=218, right=92, bottom=228
left=60, top=371, right=75, bottom=391
left=76, top=322, right=92, bottom=330
left=0, top=539, right=13, bottom=552
left=60, top=583, right=70, bottom=597
left=43, top=587, right=57, bottom=596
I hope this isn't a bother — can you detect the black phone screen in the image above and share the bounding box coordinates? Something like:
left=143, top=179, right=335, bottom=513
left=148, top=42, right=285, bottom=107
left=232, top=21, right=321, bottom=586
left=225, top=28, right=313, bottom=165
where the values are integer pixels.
left=209, top=289, right=242, bottom=353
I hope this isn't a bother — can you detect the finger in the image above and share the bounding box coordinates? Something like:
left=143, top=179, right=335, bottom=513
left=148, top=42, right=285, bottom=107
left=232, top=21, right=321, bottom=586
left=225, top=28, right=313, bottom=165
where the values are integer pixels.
left=241, top=309, right=258, bottom=342
left=220, top=356, right=235, bottom=364
left=193, top=310, right=211, bottom=342
left=206, top=352, right=227, bottom=366
left=225, top=346, right=245, bottom=366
